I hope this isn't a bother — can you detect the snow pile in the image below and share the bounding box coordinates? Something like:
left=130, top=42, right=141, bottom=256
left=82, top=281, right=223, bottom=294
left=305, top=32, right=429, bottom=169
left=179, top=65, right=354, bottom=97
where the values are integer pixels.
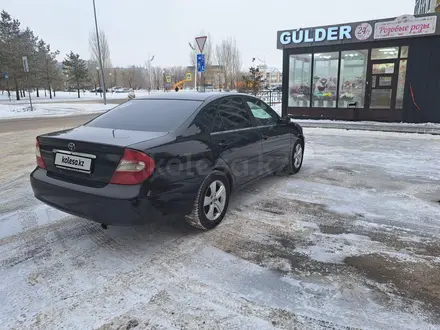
left=0, top=103, right=115, bottom=119
left=0, top=89, right=164, bottom=104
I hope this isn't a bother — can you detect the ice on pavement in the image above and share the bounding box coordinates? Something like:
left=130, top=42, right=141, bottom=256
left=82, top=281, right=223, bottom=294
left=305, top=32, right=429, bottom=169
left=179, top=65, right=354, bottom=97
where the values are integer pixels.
left=0, top=124, right=439, bottom=328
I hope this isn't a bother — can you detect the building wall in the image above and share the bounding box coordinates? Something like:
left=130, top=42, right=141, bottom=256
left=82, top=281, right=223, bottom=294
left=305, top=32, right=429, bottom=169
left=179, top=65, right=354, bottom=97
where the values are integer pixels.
left=184, top=65, right=224, bottom=89
left=281, top=35, right=440, bottom=123
left=403, top=35, right=440, bottom=123
left=414, top=0, right=440, bottom=14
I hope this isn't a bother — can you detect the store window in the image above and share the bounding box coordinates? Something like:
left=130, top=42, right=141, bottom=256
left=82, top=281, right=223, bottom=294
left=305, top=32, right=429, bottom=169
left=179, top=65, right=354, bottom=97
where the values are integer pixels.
left=400, top=46, right=409, bottom=58
left=370, top=90, right=392, bottom=108
left=396, top=59, right=407, bottom=108
left=371, top=47, right=399, bottom=60
left=338, top=50, right=367, bottom=108
left=372, top=63, right=395, bottom=74
left=288, top=54, right=312, bottom=107
left=312, top=52, right=339, bottom=108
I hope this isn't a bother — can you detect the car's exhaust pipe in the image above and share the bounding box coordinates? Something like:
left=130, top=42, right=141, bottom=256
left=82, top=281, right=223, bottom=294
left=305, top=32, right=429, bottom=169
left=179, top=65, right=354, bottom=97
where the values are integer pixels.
left=101, top=223, right=108, bottom=230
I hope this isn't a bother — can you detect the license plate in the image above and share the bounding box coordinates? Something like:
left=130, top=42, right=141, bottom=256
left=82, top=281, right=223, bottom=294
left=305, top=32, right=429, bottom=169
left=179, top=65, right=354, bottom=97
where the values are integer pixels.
left=54, top=153, right=92, bottom=172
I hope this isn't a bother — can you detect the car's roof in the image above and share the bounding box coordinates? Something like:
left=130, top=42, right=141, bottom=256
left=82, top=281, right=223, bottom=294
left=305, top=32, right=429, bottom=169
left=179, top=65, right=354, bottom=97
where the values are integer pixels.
left=136, top=91, right=250, bottom=102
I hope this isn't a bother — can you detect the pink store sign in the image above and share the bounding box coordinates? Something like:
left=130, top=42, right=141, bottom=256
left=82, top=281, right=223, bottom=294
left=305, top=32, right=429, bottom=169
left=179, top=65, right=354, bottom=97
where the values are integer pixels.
left=374, top=15, right=437, bottom=39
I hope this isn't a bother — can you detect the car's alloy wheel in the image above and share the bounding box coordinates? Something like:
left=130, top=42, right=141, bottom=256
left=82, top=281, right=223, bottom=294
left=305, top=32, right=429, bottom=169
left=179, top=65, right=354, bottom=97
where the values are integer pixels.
left=293, top=143, right=303, bottom=169
left=203, top=180, right=227, bottom=221
left=286, top=139, right=304, bottom=174
left=186, top=171, right=230, bottom=230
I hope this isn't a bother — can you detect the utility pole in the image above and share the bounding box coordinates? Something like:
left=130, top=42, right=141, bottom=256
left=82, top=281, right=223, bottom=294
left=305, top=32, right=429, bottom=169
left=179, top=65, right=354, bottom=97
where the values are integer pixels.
left=93, top=0, right=107, bottom=105
left=22, top=56, right=33, bottom=111
left=188, top=42, right=197, bottom=91
left=146, top=54, right=154, bottom=94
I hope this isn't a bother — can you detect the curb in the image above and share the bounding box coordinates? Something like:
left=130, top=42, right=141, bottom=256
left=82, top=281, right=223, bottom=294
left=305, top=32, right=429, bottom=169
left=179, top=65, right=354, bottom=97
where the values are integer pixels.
left=297, top=122, right=440, bottom=135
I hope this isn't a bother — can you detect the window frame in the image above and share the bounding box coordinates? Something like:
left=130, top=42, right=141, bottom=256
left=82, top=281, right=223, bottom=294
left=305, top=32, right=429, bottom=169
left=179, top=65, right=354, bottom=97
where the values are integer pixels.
left=212, top=96, right=257, bottom=133
left=244, top=96, right=280, bottom=126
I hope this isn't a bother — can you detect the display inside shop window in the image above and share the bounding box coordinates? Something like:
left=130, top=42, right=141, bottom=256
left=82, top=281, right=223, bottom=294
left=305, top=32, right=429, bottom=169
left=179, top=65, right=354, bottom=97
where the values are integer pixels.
left=288, top=54, right=312, bottom=107
left=400, top=46, right=409, bottom=58
left=312, top=52, right=339, bottom=108
left=338, top=50, right=367, bottom=108
left=396, top=59, right=407, bottom=108
left=372, top=63, right=395, bottom=74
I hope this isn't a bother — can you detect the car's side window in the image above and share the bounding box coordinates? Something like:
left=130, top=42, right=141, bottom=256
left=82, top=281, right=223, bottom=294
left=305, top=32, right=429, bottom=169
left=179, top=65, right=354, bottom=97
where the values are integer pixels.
left=246, top=97, right=279, bottom=126
left=193, top=100, right=223, bottom=133
left=216, top=96, right=253, bottom=131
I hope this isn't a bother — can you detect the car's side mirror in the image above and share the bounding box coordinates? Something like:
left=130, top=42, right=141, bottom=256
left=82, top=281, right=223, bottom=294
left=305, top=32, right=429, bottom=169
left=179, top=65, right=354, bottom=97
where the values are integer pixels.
left=277, top=116, right=290, bottom=124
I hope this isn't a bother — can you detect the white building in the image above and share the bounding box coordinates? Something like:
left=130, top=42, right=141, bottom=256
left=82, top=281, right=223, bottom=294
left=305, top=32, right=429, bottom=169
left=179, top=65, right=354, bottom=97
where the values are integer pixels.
left=256, top=64, right=282, bottom=89
left=414, top=0, right=439, bottom=14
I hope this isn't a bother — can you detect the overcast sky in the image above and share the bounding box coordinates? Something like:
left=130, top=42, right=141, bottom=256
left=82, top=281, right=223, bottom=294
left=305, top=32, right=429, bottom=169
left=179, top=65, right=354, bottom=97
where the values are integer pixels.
left=4, top=0, right=415, bottom=69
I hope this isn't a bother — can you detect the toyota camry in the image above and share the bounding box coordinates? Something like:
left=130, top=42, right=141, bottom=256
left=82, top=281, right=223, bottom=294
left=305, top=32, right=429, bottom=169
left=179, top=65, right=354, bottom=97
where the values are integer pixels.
left=30, top=92, right=305, bottom=230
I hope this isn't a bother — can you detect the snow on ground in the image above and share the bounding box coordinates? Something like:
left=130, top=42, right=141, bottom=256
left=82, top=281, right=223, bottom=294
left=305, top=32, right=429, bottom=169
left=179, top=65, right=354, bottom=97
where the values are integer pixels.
left=0, top=122, right=440, bottom=329
left=0, top=89, right=164, bottom=104
left=0, top=102, right=115, bottom=119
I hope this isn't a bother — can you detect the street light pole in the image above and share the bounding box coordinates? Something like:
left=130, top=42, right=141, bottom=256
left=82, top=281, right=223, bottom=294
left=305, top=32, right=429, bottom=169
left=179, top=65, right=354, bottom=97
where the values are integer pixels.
left=92, top=0, right=107, bottom=105
left=146, top=54, right=154, bottom=94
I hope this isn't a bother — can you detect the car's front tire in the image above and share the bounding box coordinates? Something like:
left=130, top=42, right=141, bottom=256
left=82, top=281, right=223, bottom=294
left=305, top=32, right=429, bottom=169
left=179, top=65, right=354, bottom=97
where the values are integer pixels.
left=185, top=170, right=230, bottom=230
left=286, top=139, right=304, bottom=174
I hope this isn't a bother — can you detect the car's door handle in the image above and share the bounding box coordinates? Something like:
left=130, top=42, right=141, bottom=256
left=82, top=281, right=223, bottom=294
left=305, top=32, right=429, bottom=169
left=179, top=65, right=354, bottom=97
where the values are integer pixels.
left=261, top=134, right=269, bottom=140
left=218, top=141, right=229, bottom=148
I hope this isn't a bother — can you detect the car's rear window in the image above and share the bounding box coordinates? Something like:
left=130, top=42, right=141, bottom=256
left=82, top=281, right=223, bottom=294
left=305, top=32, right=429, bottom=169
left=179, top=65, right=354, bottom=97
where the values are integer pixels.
left=86, top=99, right=203, bottom=132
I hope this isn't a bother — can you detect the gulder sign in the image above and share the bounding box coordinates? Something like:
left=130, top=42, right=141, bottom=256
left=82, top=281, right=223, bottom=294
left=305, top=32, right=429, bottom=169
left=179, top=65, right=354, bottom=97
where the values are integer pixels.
left=280, top=25, right=352, bottom=45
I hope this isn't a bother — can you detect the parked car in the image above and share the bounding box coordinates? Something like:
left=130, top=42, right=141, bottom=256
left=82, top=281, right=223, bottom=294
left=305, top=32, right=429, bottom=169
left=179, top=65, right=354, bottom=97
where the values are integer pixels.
left=111, top=86, right=122, bottom=92
left=115, top=88, right=130, bottom=93
left=30, top=92, right=305, bottom=230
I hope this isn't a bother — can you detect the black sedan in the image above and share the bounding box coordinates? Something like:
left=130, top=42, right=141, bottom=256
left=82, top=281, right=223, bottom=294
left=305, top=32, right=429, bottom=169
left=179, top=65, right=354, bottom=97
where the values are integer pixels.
left=30, top=92, right=305, bottom=230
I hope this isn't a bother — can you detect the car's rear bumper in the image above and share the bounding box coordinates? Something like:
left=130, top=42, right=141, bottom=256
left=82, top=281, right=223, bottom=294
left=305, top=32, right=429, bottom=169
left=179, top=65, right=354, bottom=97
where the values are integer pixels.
left=30, top=168, right=162, bottom=226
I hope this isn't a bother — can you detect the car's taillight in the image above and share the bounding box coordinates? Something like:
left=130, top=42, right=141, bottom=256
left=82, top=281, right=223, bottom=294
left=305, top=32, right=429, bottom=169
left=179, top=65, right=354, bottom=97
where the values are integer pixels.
left=36, top=138, right=46, bottom=169
left=110, top=149, right=155, bottom=185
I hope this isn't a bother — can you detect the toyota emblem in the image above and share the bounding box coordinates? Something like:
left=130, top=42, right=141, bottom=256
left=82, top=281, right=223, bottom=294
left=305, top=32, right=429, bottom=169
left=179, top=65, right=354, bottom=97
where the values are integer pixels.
left=68, top=142, right=76, bottom=151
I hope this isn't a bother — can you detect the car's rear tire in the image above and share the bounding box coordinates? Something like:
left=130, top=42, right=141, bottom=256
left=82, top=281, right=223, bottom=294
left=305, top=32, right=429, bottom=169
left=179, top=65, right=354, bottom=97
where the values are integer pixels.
left=286, top=139, right=304, bottom=174
left=185, top=170, right=231, bottom=230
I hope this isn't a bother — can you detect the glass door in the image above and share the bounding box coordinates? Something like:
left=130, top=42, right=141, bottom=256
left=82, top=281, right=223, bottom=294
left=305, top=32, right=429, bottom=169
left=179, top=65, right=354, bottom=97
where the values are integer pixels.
left=367, top=60, right=398, bottom=109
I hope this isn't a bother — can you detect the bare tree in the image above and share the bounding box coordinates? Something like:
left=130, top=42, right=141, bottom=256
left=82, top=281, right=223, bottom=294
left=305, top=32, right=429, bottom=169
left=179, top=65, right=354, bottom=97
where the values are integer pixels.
left=87, top=60, right=100, bottom=93
left=152, top=66, right=164, bottom=90
left=89, top=28, right=112, bottom=78
left=121, top=66, right=137, bottom=89
left=230, top=39, right=241, bottom=89
left=216, top=37, right=241, bottom=89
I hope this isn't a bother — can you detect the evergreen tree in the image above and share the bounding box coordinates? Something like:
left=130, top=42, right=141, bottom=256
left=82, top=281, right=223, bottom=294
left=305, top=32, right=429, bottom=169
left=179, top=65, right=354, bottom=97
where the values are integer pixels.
left=63, top=51, right=88, bottom=98
left=242, top=65, right=265, bottom=96
left=36, top=39, right=60, bottom=98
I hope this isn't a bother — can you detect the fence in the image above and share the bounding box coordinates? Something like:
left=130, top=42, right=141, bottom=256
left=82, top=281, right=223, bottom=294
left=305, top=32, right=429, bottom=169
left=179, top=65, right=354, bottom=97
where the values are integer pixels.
left=256, top=90, right=282, bottom=106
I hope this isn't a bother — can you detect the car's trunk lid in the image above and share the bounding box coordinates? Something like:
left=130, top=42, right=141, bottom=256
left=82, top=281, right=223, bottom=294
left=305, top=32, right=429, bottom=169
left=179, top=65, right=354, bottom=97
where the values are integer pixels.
left=38, top=126, right=168, bottom=187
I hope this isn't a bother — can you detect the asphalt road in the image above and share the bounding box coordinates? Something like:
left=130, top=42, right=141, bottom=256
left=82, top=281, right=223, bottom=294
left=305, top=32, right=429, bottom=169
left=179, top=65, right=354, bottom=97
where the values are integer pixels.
left=0, top=122, right=439, bottom=329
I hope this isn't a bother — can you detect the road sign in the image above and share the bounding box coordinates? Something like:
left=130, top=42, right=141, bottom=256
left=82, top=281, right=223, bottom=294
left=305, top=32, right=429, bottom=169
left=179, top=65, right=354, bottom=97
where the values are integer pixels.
left=185, top=72, right=192, bottom=81
left=166, top=75, right=171, bottom=83
left=4, top=72, right=8, bottom=80
left=22, top=56, right=29, bottom=73
left=197, top=54, right=205, bottom=73
left=195, top=36, right=207, bottom=53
